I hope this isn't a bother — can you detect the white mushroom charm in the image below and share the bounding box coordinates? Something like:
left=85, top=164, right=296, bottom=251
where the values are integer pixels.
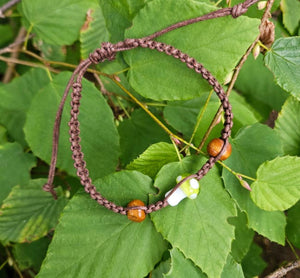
left=165, top=174, right=200, bottom=206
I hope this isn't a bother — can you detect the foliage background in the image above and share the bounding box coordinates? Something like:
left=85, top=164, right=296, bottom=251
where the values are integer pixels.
left=0, top=0, right=299, bottom=277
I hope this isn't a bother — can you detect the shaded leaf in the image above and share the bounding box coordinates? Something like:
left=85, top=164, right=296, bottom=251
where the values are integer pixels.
left=124, top=0, right=259, bottom=100
left=0, top=68, right=50, bottom=146
left=222, top=123, right=286, bottom=244
left=235, top=55, right=287, bottom=119
left=126, top=142, right=179, bottom=178
left=275, top=96, right=300, bottom=155
left=251, top=156, right=300, bottom=211
left=37, top=171, right=167, bottom=278
left=24, top=71, right=120, bottom=179
left=229, top=210, right=254, bottom=263
left=264, top=37, right=300, bottom=99
left=286, top=201, right=300, bottom=248
left=281, top=0, right=300, bottom=35
left=164, top=248, right=206, bottom=278
left=0, top=143, right=36, bottom=204
left=0, top=179, right=67, bottom=245
left=12, top=237, right=50, bottom=272
left=221, top=255, right=245, bottom=278
left=151, top=259, right=171, bottom=278
left=151, top=156, right=236, bottom=278
left=118, top=109, right=170, bottom=166
left=22, top=0, right=94, bottom=45
left=80, top=5, right=109, bottom=59
left=241, top=242, right=267, bottom=278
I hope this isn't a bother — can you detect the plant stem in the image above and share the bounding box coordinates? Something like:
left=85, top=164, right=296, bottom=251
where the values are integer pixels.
left=188, top=89, right=214, bottom=147
left=218, top=160, right=256, bottom=181
left=286, top=238, right=300, bottom=260
left=171, top=137, right=182, bottom=161
left=265, top=260, right=300, bottom=278
left=0, top=259, right=8, bottom=270
left=0, top=0, right=21, bottom=18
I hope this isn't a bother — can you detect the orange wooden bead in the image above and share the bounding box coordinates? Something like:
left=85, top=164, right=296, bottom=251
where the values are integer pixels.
left=207, top=138, right=232, bottom=160
left=127, top=199, right=146, bottom=222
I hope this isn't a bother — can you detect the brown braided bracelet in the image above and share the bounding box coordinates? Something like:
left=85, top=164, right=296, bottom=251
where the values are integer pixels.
left=43, top=0, right=259, bottom=222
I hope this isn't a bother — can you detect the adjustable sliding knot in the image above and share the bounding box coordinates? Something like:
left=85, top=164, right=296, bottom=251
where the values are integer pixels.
left=89, top=42, right=116, bottom=64
left=231, top=3, right=248, bottom=18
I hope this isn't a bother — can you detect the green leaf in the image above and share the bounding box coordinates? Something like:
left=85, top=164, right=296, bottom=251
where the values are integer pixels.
left=163, top=91, right=260, bottom=148
left=221, top=255, right=245, bottom=278
left=0, top=143, right=36, bottom=204
left=12, top=237, right=50, bottom=272
left=100, top=0, right=146, bottom=42
left=164, top=248, right=207, bottom=278
left=275, top=96, right=300, bottom=155
left=126, top=142, right=179, bottom=178
left=0, top=25, right=14, bottom=45
left=281, top=0, right=300, bottom=35
left=37, top=171, right=167, bottom=278
left=286, top=201, right=300, bottom=248
left=235, top=54, right=287, bottom=119
left=241, top=242, right=267, bottom=278
left=118, top=109, right=170, bottom=166
left=80, top=5, right=109, bottom=59
left=124, top=0, right=259, bottom=100
left=222, top=123, right=286, bottom=244
left=21, top=0, right=94, bottom=45
left=264, top=37, right=300, bottom=100
left=229, top=210, right=255, bottom=263
left=151, top=156, right=236, bottom=278
left=0, top=126, right=7, bottom=144
left=151, top=259, right=171, bottom=278
left=0, top=179, right=67, bottom=245
left=24, top=71, right=120, bottom=179
left=0, top=68, right=51, bottom=146
left=250, top=156, right=300, bottom=211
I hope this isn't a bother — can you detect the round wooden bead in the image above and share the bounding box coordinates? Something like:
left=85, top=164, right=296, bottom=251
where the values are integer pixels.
left=127, top=199, right=146, bottom=222
left=207, top=138, right=232, bottom=160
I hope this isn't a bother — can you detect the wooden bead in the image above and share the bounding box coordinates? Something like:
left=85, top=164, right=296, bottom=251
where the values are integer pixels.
left=207, top=138, right=232, bottom=160
left=127, top=200, right=146, bottom=222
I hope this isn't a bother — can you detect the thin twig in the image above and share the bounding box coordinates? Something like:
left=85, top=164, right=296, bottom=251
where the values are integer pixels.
left=0, top=0, right=21, bottom=18
left=265, top=260, right=300, bottom=278
left=2, top=27, right=27, bottom=83
left=197, top=0, right=275, bottom=150
left=0, top=34, right=34, bottom=55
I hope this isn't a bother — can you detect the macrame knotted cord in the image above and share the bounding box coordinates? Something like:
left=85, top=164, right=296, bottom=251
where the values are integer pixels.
left=44, top=0, right=260, bottom=214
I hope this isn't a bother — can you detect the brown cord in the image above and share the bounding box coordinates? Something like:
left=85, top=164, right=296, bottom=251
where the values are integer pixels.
left=44, top=0, right=259, bottom=213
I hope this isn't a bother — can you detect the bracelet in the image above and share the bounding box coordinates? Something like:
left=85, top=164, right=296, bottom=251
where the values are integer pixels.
left=44, top=0, right=260, bottom=222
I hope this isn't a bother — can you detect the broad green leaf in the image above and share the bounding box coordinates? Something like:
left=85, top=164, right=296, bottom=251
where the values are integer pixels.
left=0, top=68, right=50, bottom=146
left=281, top=0, right=300, bottom=35
left=275, top=96, right=300, bottom=155
left=124, top=0, right=259, bottom=100
left=164, top=91, right=260, bottom=148
left=126, top=142, right=179, bottom=178
left=37, top=171, right=167, bottom=278
left=221, top=255, right=245, bottom=278
left=222, top=123, right=286, bottom=244
left=0, top=179, right=67, bottom=245
left=25, top=71, right=120, bottom=179
left=235, top=55, right=287, bottom=119
left=118, top=109, right=170, bottom=166
left=0, top=143, right=36, bottom=204
left=12, top=237, right=50, bottom=272
left=22, top=0, right=94, bottom=45
left=152, top=259, right=171, bottom=278
left=33, top=38, right=67, bottom=62
left=241, top=242, right=267, bottom=278
left=151, top=156, right=236, bottom=278
left=80, top=5, right=109, bottom=59
left=100, top=0, right=146, bottom=42
left=0, top=126, right=7, bottom=144
left=229, top=210, right=254, bottom=263
left=286, top=201, right=300, bottom=248
left=251, top=156, right=300, bottom=211
left=164, top=248, right=206, bottom=278
left=264, top=37, right=300, bottom=100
